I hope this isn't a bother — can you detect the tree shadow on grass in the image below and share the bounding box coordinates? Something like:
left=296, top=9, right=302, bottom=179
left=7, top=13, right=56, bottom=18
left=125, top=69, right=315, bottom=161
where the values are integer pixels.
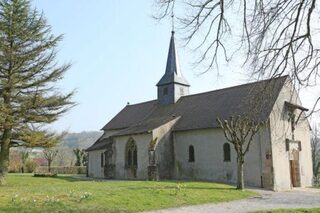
left=38, top=176, right=243, bottom=192
left=32, top=175, right=90, bottom=182
left=121, top=186, right=238, bottom=191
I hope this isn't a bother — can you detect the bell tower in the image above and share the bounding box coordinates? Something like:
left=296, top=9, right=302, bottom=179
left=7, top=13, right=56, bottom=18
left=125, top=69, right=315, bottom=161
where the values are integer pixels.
left=156, top=31, right=190, bottom=105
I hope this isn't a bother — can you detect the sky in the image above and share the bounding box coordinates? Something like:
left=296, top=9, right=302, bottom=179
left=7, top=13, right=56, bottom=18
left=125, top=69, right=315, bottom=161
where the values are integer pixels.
left=31, top=1, right=318, bottom=133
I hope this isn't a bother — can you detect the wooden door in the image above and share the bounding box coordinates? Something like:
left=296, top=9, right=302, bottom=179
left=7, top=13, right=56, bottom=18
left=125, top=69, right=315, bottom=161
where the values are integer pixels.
left=290, top=160, right=300, bottom=187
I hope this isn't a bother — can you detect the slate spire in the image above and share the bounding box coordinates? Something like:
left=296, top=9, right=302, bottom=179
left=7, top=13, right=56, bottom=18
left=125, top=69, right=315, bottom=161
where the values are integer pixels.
left=157, top=31, right=190, bottom=105
left=157, top=31, right=190, bottom=87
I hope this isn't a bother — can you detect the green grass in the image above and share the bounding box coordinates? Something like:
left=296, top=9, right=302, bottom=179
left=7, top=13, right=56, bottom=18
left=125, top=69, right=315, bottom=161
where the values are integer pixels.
left=255, top=209, right=320, bottom=213
left=0, top=174, right=256, bottom=213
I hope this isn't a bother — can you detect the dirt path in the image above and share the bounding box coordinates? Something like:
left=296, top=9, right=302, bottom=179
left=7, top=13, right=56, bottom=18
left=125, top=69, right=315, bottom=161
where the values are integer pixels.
left=146, top=188, right=320, bottom=213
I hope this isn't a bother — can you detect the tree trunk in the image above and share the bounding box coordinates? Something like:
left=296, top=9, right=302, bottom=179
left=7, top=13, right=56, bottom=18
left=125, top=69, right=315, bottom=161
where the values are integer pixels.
left=0, top=129, right=12, bottom=185
left=48, top=160, right=51, bottom=173
left=237, top=154, right=245, bottom=190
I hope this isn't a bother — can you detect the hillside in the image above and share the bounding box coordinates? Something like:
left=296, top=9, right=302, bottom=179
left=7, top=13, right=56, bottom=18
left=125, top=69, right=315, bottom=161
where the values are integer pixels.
left=62, top=131, right=103, bottom=149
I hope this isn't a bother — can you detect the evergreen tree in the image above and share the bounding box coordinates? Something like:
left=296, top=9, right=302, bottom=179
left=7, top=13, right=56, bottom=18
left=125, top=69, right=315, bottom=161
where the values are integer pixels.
left=0, top=0, right=74, bottom=184
left=73, top=148, right=87, bottom=167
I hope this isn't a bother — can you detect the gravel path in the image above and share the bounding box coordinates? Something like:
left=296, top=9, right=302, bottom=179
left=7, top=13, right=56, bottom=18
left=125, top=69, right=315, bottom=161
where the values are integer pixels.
left=146, top=188, right=320, bottom=213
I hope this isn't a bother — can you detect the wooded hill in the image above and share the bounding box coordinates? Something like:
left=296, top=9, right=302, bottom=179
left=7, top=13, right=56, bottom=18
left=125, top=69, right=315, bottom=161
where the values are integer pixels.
left=61, top=131, right=103, bottom=149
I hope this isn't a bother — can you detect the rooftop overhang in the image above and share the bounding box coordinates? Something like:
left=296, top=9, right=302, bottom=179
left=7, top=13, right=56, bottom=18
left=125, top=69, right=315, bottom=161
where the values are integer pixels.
left=285, top=101, right=309, bottom=127
left=285, top=101, right=309, bottom=112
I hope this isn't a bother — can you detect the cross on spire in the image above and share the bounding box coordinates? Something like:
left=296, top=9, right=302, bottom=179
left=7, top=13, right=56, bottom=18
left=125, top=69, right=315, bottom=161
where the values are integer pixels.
left=171, top=12, right=175, bottom=34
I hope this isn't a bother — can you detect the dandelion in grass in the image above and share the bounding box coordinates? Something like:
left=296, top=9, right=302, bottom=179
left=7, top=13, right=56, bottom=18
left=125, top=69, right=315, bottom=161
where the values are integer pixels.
left=11, top=194, right=19, bottom=203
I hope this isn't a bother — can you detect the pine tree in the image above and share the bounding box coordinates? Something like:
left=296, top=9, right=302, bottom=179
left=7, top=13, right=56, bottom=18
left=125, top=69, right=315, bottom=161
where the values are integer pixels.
left=0, top=0, right=74, bottom=184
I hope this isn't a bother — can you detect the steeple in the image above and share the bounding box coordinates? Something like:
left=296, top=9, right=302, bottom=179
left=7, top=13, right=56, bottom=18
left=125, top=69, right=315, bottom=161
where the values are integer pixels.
left=157, top=31, right=190, bottom=105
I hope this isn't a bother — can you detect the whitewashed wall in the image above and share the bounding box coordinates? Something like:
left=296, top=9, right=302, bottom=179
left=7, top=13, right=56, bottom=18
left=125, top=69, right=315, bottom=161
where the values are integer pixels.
left=101, top=130, right=121, bottom=139
left=88, top=149, right=106, bottom=178
left=113, top=133, right=152, bottom=179
left=173, top=127, right=271, bottom=187
left=269, top=81, right=313, bottom=191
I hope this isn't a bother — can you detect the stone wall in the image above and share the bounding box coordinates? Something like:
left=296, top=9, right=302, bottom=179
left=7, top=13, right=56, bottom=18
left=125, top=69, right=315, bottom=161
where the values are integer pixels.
left=152, top=118, right=180, bottom=179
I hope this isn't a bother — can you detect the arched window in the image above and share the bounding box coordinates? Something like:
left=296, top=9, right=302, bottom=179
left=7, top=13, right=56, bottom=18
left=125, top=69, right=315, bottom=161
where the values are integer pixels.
left=126, top=138, right=138, bottom=167
left=188, top=145, right=195, bottom=162
left=223, top=143, right=231, bottom=162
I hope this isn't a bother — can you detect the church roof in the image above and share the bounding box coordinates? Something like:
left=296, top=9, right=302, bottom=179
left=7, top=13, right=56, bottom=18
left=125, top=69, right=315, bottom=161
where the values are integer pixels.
left=156, top=31, right=190, bottom=86
left=102, top=76, right=288, bottom=136
left=112, top=116, right=180, bottom=137
left=86, top=137, right=112, bottom=152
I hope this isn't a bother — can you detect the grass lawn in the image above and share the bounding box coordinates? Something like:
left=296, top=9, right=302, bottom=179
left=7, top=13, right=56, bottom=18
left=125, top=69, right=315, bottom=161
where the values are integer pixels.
left=255, top=209, right=320, bottom=213
left=0, top=174, right=255, bottom=212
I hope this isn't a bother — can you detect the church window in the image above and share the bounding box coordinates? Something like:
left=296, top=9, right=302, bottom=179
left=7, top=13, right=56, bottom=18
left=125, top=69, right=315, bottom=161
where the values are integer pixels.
left=127, top=150, right=132, bottom=165
left=180, top=87, right=184, bottom=96
left=188, top=145, right=195, bottom=162
left=133, top=148, right=138, bottom=166
left=101, top=153, right=104, bottom=167
left=126, top=138, right=138, bottom=167
left=223, top=143, right=231, bottom=162
left=163, top=87, right=168, bottom=95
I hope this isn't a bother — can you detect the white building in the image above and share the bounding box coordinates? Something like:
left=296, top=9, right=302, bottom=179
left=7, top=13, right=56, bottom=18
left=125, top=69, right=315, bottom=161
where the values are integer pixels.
left=87, top=31, right=313, bottom=191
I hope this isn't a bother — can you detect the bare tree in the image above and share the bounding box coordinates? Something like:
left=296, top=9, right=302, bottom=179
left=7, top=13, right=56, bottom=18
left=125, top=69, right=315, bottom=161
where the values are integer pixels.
left=215, top=77, right=280, bottom=189
left=56, top=148, right=74, bottom=167
left=217, top=116, right=263, bottom=190
left=154, top=0, right=320, bottom=113
left=311, top=125, right=320, bottom=184
left=43, top=149, right=58, bottom=173
left=20, top=151, right=29, bottom=173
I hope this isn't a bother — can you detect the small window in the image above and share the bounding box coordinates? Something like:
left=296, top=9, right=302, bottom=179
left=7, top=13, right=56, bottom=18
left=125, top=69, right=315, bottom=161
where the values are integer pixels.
left=163, top=87, right=168, bottom=95
left=188, top=145, right=195, bottom=162
left=223, top=143, right=231, bottom=162
left=180, top=87, right=184, bottom=96
left=101, top=153, right=104, bottom=167
left=298, top=141, right=302, bottom=151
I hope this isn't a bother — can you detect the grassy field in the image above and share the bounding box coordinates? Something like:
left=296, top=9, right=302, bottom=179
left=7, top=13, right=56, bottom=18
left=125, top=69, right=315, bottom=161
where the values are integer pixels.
left=0, top=174, right=255, bottom=212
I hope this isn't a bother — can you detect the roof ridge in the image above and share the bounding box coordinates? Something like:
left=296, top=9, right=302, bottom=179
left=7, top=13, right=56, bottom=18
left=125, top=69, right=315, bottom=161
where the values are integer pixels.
left=179, top=75, right=288, bottom=100
left=126, top=99, right=157, bottom=107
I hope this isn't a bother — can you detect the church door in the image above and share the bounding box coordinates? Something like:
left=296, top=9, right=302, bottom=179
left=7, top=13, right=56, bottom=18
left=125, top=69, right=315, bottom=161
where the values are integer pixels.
left=289, top=149, right=301, bottom=187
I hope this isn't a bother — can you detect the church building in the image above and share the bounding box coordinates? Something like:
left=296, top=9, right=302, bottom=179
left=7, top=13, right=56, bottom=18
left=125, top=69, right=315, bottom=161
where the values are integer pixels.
left=87, top=31, right=313, bottom=191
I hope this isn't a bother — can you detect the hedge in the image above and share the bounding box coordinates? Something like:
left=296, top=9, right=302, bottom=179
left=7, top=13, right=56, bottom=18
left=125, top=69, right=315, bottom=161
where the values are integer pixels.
left=36, top=166, right=87, bottom=174
left=34, top=173, right=58, bottom=177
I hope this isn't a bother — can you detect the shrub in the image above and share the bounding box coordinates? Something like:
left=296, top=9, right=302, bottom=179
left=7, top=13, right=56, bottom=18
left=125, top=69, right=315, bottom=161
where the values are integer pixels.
left=25, top=160, right=38, bottom=173
left=9, top=152, right=22, bottom=173
left=34, top=173, right=57, bottom=177
left=36, top=166, right=87, bottom=174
